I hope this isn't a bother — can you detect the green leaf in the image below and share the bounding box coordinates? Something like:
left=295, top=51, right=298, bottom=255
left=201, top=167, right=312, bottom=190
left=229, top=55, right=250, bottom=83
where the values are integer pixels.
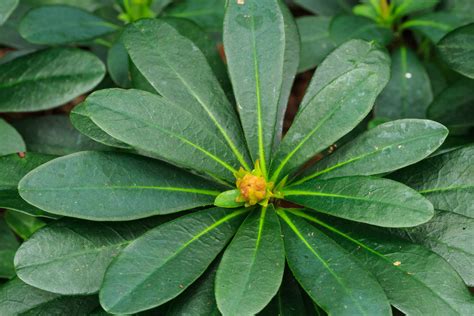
left=271, top=40, right=390, bottom=181
left=0, top=118, right=25, bottom=156
left=311, top=213, right=474, bottom=315
left=284, top=176, right=434, bottom=227
left=438, top=23, right=474, bottom=79
left=0, top=216, right=19, bottom=279
left=0, top=278, right=99, bottom=315
left=15, top=217, right=167, bottom=295
left=19, top=151, right=222, bottom=221
left=375, top=46, right=433, bottom=119
left=84, top=88, right=239, bottom=183
left=392, top=0, right=440, bottom=18
left=122, top=19, right=250, bottom=171
left=0, top=48, right=105, bottom=112
left=427, top=78, right=474, bottom=128
left=215, top=206, right=284, bottom=315
left=224, top=0, right=299, bottom=176
left=0, top=0, right=18, bottom=25
left=296, top=16, right=336, bottom=72
left=167, top=261, right=220, bottom=316
left=278, top=210, right=391, bottom=316
left=329, top=15, right=393, bottom=46
left=296, top=119, right=448, bottom=183
left=19, top=5, right=118, bottom=45
left=5, top=210, right=45, bottom=240
left=0, top=153, right=56, bottom=218
left=294, top=0, right=352, bottom=15
left=99, top=207, right=247, bottom=314
left=164, top=0, right=224, bottom=33
left=391, top=210, right=474, bottom=286
left=107, top=39, right=131, bottom=88
left=214, top=189, right=243, bottom=208
left=13, top=115, right=108, bottom=155
left=391, top=145, right=474, bottom=218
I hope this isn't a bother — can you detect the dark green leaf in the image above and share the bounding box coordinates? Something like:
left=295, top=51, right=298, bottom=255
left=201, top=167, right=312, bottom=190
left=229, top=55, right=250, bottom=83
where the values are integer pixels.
left=296, top=119, right=448, bottom=183
left=0, top=48, right=105, bottom=112
left=216, top=206, right=284, bottom=315
left=428, top=78, right=474, bottom=129
left=224, top=0, right=299, bottom=176
left=438, top=23, right=474, bottom=79
left=278, top=210, right=391, bottom=315
left=100, top=207, right=247, bottom=314
left=375, top=46, right=433, bottom=119
left=330, top=15, right=393, bottom=46
left=0, top=217, right=19, bottom=279
left=391, top=145, right=474, bottom=218
left=19, top=5, right=118, bottom=45
left=19, top=151, right=222, bottom=221
left=0, top=118, right=25, bottom=156
left=107, top=39, right=131, bottom=88
left=294, top=0, right=353, bottom=15
left=0, top=0, right=18, bottom=25
left=284, top=176, right=434, bottom=227
left=0, top=153, right=56, bottom=218
left=15, top=217, right=167, bottom=295
left=13, top=115, right=108, bottom=155
left=0, top=278, right=99, bottom=315
left=271, top=40, right=390, bottom=181
left=5, top=210, right=45, bottom=240
left=164, top=0, right=224, bottom=33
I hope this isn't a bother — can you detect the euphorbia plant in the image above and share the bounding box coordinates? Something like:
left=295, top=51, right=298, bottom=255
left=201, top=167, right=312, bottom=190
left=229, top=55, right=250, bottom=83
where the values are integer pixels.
left=4, top=0, right=473, bottom=315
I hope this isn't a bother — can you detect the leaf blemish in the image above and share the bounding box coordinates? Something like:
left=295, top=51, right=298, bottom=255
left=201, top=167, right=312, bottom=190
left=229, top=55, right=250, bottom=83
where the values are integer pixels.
left=237, top=0, right=245, bottom=4
left=393, top=261, right=401, bottom=266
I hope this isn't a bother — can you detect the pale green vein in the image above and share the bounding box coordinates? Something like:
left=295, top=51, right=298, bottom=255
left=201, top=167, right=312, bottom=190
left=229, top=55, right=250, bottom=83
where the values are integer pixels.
left=21, top=186, right=221, bottom=196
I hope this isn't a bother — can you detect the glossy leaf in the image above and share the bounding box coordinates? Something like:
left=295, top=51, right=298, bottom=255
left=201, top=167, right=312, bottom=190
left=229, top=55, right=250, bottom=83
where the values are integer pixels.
left=224, top=0, right=299, bottom=175
left=271, top=40, right=390, bottom=181
left=0, top=0, right=18, bottom=25
left=0, top=278, right=99, bottom=315
left=284, top=176, right=434, bottom=227
left=164, top=0, right=224, bottom=33
left=311, top=213, right=474, bottom=315
left=391, top=210, right=474, bottom=286
left=19, top=5, right=118, bottom=45
left=15, top=217, right=167, bottom=295
left=84, top=88, right=239, bottom=182
left=0, top=217, right=19, bottom=279
left=330, top=15, right=393, bottom=46
left=13, top=115, right=108, bottom=155
left=375, top=46, right=433, bottom=119
left=0, top=118, right=25, bottom=156
left=428, top=78, right=474, bottom=128
left=216, top=206, right=284, bottom=315
left=296, top=16, right=336, bottom=72
left=296, top=119, right=448, bottom=183
left=19, top=151, right=222, bottom=221
left=278, top=210, right=391, bottom=316
left=0, top=153, right=56, bottom=217
left=100, top=207, right=247, bottom=314
left=391, top=145, right=474, bottom=218
left=0, top=48, right=105, bottom=112
left=5, top=210, right=45, bottom=240
left=438, top=23, right=474, bottom=78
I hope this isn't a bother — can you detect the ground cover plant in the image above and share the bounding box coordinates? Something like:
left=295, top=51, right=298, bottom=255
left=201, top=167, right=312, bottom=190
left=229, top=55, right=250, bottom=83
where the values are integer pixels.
left=0, top=0, right=473, bottom=315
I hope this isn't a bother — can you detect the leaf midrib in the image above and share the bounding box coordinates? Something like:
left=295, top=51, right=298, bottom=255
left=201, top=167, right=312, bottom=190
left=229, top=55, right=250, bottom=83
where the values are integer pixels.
left=0, top=72, right=102, bottom=90
left=21, top=186, right=220, bottom=196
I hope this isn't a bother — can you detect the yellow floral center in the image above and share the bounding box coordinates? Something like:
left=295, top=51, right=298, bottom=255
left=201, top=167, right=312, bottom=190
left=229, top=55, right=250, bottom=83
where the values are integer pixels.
left=234, top=161, right=274, bottom=207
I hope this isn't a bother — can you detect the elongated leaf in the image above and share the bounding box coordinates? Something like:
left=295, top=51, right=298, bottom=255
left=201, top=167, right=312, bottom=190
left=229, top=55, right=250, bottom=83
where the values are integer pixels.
left=375, top=46, right=433, bottom=119
left=0, top=0, right=18, bottom=25
left=284, top=176, right=434, bottom=227
left=107, top=39, right=131, bottom=88
left=164, top=0, right=224, bottom=33
left=19, top=151, right=222, bottom=221
left=224, top=0, right=299, bottom=176
left=0, top=118, right=25, bottom=156
left=216, top=205, right=284, bottom=315
left=271, top=40, right=390, bottom=181
left=278, top=210, right=391, bottom=316
left=392, top=0, right=439, bottom=18
left=5, top=210, right=45, bottom=240
left=294, top=0, right=352, bottom=15
left=100, top=207, right=247, bottom=314
left=391, top=145, right=474, bottom=218
left=330, top=15, right=393, bottom=46
left=438, top=23, right=474, bottom=78
left=13, top=115, right=108, bottom=155
left=0, top=153, right=56, bottom=217
left=15, top=217, right=167, bottom=295
left=0, top=278, right=99, bottom=315
left=19, top=5, right=118, bottom=45
left=122, top=19, right=250, bottom=171
left=296, top=119, right=448, bottom=183
left=428, top=78, right=474, bottom=128
left=310, top=213, right=474, bottom=315
left=296, top=16, right=336, bottom=72
left=0, top=217, right=19, bottom=279
left=391, top=210, right=474, bottom=286
left=0, top=48, right=105, bottom=112
left=84, top=88, right=239, bottom=182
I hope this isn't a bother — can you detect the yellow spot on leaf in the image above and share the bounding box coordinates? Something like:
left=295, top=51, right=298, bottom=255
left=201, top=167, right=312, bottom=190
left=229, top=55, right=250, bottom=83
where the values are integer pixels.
left=393, top=261, right=402, bottom=266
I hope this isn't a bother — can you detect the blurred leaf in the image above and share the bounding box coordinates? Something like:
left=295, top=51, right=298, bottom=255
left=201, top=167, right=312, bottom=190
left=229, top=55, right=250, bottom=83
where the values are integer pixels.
left=5, top=210, right=45, bottom=240
left=0, top=118, right=25, bottom=156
